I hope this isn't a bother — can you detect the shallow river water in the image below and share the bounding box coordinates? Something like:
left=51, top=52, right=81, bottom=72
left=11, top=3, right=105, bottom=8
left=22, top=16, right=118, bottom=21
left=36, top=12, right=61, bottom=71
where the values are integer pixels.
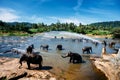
left=0, top=31, right=120, bottom=80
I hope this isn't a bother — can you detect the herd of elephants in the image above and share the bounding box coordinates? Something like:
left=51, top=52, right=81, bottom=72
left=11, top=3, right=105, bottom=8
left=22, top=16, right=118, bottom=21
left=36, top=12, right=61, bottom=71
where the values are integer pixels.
left=16, top=36, right=118, bottom=70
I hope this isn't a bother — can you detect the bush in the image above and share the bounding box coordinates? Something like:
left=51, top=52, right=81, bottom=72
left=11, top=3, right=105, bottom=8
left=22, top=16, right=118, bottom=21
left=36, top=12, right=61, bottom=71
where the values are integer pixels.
left=112, top=28, right=120, bottom=38
left=91, top=30, right=111, bottom=35
left=28, top=29, right=38, bottom=34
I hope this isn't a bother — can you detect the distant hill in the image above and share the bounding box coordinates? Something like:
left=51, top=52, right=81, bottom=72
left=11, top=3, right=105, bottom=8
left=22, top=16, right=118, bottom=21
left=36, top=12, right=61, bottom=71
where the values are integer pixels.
left=89, top=21, right=120, bottom=27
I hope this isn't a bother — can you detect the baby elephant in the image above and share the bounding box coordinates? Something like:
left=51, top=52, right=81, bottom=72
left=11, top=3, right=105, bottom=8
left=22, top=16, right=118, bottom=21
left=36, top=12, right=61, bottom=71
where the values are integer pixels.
left=62, top=51, right=82, bottom=63
left=19, top=53, right=43, bottom=69
left=40, top=45, right=49, bottom=50
left=82, top=46, right=92, bottom=54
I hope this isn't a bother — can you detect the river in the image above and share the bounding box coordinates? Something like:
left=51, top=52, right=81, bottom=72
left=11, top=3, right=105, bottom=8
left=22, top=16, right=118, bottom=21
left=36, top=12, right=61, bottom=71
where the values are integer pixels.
left=0, top=31, right=120, bottom=80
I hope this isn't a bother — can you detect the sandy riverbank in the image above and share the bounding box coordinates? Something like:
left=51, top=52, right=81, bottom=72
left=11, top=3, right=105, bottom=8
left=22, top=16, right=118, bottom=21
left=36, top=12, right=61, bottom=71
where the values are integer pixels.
left=0, top=57, right=56, bottom=80
left=86, top=34, right=112, bottom=38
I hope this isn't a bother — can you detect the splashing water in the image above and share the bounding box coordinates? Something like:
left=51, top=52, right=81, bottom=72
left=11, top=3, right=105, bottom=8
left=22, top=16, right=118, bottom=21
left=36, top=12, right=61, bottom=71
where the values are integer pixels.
left=39, top=31, right=101, bottom=43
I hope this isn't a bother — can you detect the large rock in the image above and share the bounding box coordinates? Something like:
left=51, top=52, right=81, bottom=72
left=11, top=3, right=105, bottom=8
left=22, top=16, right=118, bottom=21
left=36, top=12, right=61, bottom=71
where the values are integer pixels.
left=91, top=52, right=120, bottom=80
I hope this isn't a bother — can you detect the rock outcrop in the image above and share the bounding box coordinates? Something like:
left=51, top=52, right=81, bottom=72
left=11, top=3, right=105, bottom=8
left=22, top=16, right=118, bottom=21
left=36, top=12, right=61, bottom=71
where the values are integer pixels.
left=91, top=49, right=120, bottom=80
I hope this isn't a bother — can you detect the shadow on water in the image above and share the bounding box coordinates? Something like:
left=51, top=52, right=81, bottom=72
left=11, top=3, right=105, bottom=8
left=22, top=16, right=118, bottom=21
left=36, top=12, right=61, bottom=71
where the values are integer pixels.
left=41, top=66, right=53, bottom=70
left=28, top=66, right=53, bottom=70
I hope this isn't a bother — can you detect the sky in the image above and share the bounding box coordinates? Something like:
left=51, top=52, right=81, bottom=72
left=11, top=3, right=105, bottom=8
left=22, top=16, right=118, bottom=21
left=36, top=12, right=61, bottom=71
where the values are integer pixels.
left=0, top=0, right=120, bottom=25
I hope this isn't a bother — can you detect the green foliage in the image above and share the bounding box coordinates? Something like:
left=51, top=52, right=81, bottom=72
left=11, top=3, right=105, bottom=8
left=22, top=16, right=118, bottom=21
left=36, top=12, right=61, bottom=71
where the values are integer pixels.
left=29, top=29, right=38, bottom=33
left=91, top=30, right=111, bottom=35
left=89, top=21, right=120, bottom=28
left=111, top=27, right=120, bottom=38
left=0, top=20, right=120, bottom=38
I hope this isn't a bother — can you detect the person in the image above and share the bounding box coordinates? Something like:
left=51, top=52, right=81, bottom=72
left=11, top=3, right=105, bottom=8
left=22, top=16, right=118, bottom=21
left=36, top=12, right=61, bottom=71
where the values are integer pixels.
left=101, top=47, right=106, bottom=58
left=26, top=44, right=34, bottom=54
left=103, top=40, right=107, bottom=47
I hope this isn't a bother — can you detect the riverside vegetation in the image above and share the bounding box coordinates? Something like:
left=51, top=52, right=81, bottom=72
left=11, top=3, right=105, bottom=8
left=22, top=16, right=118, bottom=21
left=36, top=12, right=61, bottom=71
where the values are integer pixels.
left=0, top=20, right=120, bottom=38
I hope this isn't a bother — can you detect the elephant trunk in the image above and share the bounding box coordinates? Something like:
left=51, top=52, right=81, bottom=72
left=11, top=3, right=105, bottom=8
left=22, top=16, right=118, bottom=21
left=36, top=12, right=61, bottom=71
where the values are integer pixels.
left=61, top=54, right=68, bottom=58
left=61, top=55, right=67, bottom=58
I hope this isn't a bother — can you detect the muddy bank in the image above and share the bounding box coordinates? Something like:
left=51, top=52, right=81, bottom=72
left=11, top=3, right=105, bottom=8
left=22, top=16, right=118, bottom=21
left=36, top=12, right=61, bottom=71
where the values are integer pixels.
left=91, top=53, right=120, bottom=80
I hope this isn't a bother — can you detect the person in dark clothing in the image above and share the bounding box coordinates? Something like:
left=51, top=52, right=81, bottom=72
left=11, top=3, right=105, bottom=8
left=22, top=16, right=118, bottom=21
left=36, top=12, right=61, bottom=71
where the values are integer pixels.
left=103, top=40, right=107, bottom=47
left=26, top=44, right=34, bottom=54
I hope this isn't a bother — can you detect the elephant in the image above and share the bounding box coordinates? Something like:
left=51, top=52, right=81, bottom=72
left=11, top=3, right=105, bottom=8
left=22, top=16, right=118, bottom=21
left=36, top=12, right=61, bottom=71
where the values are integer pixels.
left=82, top=46, right=92, bottom=54
left=109, top=42, right=116, bottom=48
left=56, top=44, right=63, bottom=50
left=40, top=45, right=49, bottom=50
left=26, top=44, right=34, bottom=54
left=19, top=53, right=43, bottom=69
left=62, top=51, right=82, bottom=63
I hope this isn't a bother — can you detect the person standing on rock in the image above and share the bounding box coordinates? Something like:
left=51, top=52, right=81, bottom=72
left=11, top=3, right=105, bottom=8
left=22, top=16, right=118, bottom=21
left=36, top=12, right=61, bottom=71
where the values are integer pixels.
left=101, top=47, right=107, bottom=58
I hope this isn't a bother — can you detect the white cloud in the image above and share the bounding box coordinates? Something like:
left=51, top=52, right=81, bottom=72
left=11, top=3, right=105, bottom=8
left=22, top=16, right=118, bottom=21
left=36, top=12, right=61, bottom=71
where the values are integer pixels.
left=49, top=16, right=81, bottom=25
left=21, top=15, right=44, bottom=23
left=73, top=0, right=83, bottom=11
left=0, top=8, right=20, bottom=22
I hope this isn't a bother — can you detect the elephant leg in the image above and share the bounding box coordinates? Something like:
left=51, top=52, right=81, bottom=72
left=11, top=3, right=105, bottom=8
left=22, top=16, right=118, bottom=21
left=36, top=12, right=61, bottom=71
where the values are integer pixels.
left=27, top=62, right=30, bottom=69
left=86, top=50, right=88, bottom=54
left=69, top=57, right=72, bottom=63
left=73, top=59, right=75, bottom=63
left=77, top=60, right=80, bottom=63
left=79, top=59, right=82, bottom=63
left=83, top=50, right=84, bottom=54
left=39, top=63, right=42, bottom=69
left=91, top=49, right=92, bottom=52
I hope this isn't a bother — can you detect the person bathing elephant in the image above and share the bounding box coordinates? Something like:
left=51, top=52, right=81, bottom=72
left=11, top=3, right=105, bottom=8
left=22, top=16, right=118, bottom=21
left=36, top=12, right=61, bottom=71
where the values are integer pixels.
left=19, top=53, right=43, bottom=69
left=56, top=44, right=63, bottom=50
left=62, top=51, right=82, bottom=63
left=26, top=44, right=34, bottom=54
left=82, top=46, right=92, bottom=54
left=40, top=44, right=49, bottom=50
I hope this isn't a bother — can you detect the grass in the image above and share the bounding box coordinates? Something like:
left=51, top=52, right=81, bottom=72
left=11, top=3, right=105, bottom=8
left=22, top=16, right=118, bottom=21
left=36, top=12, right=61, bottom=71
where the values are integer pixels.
left=0, top=31, right=30, bottom=36
left=91, top=30, right=111, bottom=35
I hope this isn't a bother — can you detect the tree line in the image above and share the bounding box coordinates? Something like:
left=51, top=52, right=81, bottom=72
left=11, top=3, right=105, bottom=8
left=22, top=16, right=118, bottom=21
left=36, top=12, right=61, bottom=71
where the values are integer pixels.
left=0, top=20, right=120, bottom=38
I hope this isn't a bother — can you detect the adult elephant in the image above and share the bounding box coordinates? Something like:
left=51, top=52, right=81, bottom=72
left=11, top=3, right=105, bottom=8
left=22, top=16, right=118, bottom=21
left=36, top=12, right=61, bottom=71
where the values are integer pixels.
left=62, top=51, right=82, bottom=63
left=40, top=44, right=49, bottom=50
left=82, top=46, right=92, bottom=54
left=19, top=53, right=43, bottom=69
left=56, top=44, right=62, bottom=50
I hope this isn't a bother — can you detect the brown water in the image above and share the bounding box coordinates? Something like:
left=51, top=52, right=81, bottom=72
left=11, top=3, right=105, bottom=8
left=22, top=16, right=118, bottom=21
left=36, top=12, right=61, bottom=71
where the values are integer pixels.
left=42, top=53, right=108, bottom=80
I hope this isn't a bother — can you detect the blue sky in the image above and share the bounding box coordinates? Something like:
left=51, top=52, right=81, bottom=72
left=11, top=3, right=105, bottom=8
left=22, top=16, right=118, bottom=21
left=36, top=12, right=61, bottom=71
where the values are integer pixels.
left=0, top=0, right=120, bottom=25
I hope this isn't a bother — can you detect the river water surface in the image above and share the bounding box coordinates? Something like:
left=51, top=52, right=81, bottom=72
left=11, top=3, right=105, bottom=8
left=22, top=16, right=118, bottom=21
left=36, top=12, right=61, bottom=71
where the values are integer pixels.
left=0, top=31, right=120, bottom=80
